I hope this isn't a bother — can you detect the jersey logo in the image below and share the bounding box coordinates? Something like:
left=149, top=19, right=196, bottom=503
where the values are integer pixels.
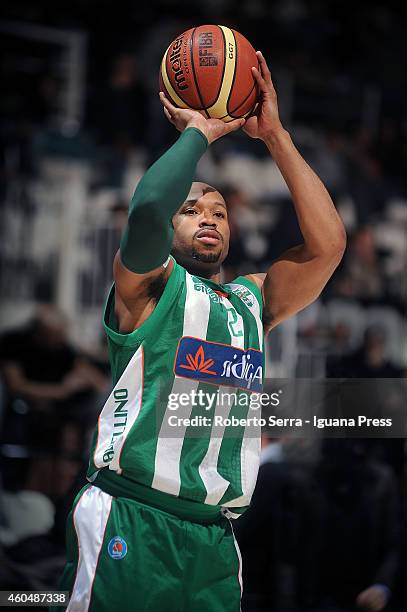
left=108, top=536, right=128, bottom=559
left=193, top=278, right=224, bottom=303
left=174, top=337, right=262, bottom=391
left=227, top=284, right=255, bottom=308
left=180, top=344, right=216, bottom=375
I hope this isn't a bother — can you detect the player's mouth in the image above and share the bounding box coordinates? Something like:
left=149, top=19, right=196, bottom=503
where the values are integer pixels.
left=195, top=229, right=222, bottom=245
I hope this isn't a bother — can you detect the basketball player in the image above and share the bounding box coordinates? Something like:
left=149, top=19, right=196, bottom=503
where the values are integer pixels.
left=55, top=52, right=346, bottom=611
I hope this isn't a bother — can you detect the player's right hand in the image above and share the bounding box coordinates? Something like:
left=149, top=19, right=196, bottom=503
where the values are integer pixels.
left=159, top=92, right=245, bottom=145
left=243, top=51, right=284, bottom=141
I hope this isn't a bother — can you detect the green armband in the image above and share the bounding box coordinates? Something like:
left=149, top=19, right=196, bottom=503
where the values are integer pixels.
left=120, top=127, right=208, bottom=273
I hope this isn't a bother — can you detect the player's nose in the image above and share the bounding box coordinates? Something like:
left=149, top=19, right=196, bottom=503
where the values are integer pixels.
left=198, top=212, right=217, bottom=228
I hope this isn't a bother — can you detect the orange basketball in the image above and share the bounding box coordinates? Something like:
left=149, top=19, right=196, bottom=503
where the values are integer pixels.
left=159, top=25, right=259, bottom=122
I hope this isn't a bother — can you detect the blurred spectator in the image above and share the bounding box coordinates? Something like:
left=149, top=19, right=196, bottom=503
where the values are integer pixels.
left=87, top=53, right=147, bottom=185
left=221, top=185, right=268, bottom=281
left=332, top=227, right=386, bottom=305
left=100, top=199, right=128, bottom=266
left=306, top=439, right=400, bottom=612
left=327, top=325, right=403, bottom=379
left=89, top=53, right=147, bottom=150
left=347, top=128, right=387, bottom=224
left=326, top=325, right=407, bottom=483
left=265, top=195, right=303, bottom=263
left=80, top=199, right=128, bottom=305
left=234, top=434, right=315, bottom=612
left=0, top=304, right=109, bottom=497
left=371, top=119, right=407, bottom=199
left=309, top=130, right=348, bottom=197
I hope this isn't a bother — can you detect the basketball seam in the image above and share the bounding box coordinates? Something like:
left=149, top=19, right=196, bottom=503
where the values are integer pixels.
left=190, top=27, right=210, bottom=117
left=164, top=42, right=192, bottom=108
left=210, top=24, right=228, bottom=115
left=225, top=81, right=257, bottom=118
left=161, top=49, right=181, bottom=106
left=226, top=29, right=238, bottom=117
left=160, top=60, right=177, bottom=106
left=160, top=47, right=177, bottom=105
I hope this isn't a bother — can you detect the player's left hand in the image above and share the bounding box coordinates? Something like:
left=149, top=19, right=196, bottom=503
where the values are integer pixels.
left=243, top=51, right=284, bottom=141
left=159, top=92, right=245, bottom=145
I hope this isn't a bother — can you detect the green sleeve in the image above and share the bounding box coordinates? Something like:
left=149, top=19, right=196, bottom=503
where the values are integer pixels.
left=120, top=127, right=208, bottom=273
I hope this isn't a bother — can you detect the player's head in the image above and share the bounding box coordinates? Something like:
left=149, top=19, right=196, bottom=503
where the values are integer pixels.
left=171, top=182, right=230, bottom=275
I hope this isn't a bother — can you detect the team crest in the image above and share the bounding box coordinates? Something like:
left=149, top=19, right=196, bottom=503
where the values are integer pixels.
left=228, top=285, right=255, bottom=308
left=108, top=536, right=128, bottom=559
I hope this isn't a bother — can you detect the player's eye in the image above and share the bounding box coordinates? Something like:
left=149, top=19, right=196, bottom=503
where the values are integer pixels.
left=214, top=211, right=225, bottom=219
left=184, top=208, right=197, bottom=215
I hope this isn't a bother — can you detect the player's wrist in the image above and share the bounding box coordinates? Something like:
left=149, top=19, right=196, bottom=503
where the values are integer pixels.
left=183, top=125, right=209, bottom=148
left=262, top=125, right=290, bottom=150
left=185, top=118, right=210, bottom=141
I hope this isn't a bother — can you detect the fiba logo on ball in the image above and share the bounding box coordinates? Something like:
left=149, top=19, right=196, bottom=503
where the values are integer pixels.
left=108, top=536, right=128, bottom=559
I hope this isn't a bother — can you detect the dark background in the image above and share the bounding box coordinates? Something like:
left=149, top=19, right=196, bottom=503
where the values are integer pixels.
left=1, top=2, right=407, bottom=611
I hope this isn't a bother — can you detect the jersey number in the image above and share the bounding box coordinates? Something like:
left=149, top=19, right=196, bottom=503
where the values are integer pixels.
left=226, top=307, right=243, bottom=338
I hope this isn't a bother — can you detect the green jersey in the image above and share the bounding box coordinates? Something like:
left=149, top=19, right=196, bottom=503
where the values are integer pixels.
left=87, top=257, right=264, bottom=518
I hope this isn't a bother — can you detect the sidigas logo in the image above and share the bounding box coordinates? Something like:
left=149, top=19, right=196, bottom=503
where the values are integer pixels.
left=180, top=345, right=216, bottom=375
left=174, top=337, right=262, bottom=392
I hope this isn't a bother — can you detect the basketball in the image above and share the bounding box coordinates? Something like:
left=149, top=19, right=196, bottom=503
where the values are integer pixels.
left=159, top=25, right=259, bottom=122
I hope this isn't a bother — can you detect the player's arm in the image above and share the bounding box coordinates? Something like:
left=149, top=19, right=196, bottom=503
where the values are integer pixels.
left=244, top=52, right=346, bottom=334
left=114, top=94, right=245, bottom=331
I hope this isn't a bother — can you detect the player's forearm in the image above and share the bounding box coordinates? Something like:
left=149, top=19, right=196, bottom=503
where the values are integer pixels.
left=264, top=128, right=346, bottom=258
left=120, top=127, right=208, bottom=273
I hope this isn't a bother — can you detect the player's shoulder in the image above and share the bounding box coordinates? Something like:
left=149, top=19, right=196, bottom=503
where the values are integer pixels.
left=105, top=255, right=186, bottom=344
left=224, top=273, right=264, bottom=311
left=244, top=273, right=266, bottom=291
